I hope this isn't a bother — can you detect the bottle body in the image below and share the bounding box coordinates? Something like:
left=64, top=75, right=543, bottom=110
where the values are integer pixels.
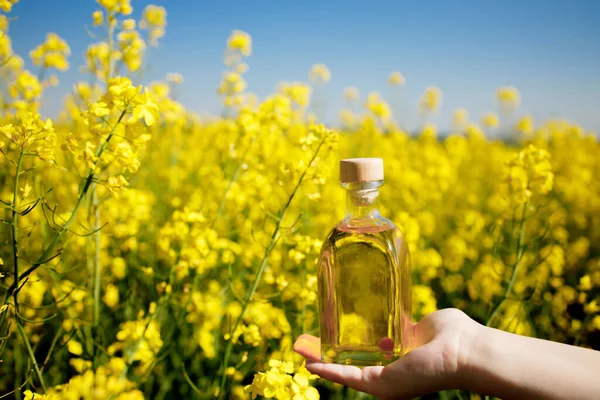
left=318, top=198, right=412, bottom=366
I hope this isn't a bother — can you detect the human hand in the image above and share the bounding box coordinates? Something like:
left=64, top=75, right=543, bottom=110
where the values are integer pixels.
left=293, top=308, right=479, bottom=400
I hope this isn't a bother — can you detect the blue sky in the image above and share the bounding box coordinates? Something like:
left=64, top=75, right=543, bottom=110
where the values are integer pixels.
left=8, top=0, right=600, bottom=132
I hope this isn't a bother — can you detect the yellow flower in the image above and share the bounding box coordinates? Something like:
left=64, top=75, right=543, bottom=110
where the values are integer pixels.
left=227, top=30, right=252, bottom=56
left=78, top=141, right=99, bottom=170
left=343, top=86, right=359, bottom=102
left=419, top=86, right=442, bottom=113
left=465, top=123, right=485, bottom=139
left=89, top=101, right=111, bottom=117
left=505, top=144, right=554, bottom=204
left=111, top=257, right=127, bottom=279
left=339, top=109, right=356, bottom=127
left=0, top=14, right=8, bottom=31
left=246, top=361, right=318, bottom=400
left=420, top=122, right=437, bottom=140
left=232, top=385, right=250, bottom=400
left=481, top=112, right=499, bottom=128
left=579, top=275, right=592, bottom=291
left=365, top=92, right=391, bottom=121
left=130, top=90, right=159, bottom=126
left=118, top=29, right=146, bottom=72
left=516, top=115, right=534, bottom=135
left=140, top=5, right=167, bottom=45
left=104, top=76, right=139, bottom=107
left=291, top=364, right=320, bottom=400
left=279, top=81, right=311, bottom=108
left=67, top=340, right=84, bottom=356
left=9, top=70, right=42, bottom=101
left=23, top=390, right=58, bottom=400
left=106, top=175, right=129, bottom=196
left=413, top=285, right=438, bottom=319
left=19, top=183, right=32, bottom=198
left=388, top=71, right=405, bottom=86
left=122, top=18, right=136, bottom=30
left=0, top=0, right=18, bottom=13
left=218, top=71, right=247, bottom=97
left=496, top=86, right=521, bottom=109
left=1, top=112, right=55, bottom=161
left=29, top=33, right=71, bottom=71
left=92, top=10, right=104, bottom=26
left=115, top=318, right=163, bottom=368
left=103, top=283, right=120, bottom=308
left=309, top=63, right=331, bottom=84
left=453, top=108, right=468, bottom=128
left=166, top=72, right=183, bottom=84
left=97, top=0, right=132, bottom=15
left=585, top=300, right=599, bottom=314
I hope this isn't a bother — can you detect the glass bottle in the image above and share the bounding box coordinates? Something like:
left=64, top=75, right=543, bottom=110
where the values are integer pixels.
left=318, top=158, right=412, bottom=366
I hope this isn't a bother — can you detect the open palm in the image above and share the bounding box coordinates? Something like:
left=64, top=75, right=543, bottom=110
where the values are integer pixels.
left=293, top=309, right=478, bottom=400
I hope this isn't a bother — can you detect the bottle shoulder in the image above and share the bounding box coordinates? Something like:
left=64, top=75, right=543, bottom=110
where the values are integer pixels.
left=334, top=215, right=399, bottom=233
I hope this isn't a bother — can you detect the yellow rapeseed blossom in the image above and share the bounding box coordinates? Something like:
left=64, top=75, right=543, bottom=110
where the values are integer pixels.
left=309, top=63, right=331, bottom=84
left=0, top=0, right=18, bottom=13
left=166, top=72, right=183, bottom=84
left=112, top=318, right=163, bottom=368
left=496, top=85, right=521, bottom=109
left=118, top=29, right=146, bottom=72
left=279, top=81, right=312, bottom=108
left=29, top=32, right=71, bottom=71
left=103, top=283, right=120, bottom=308
left=505, top=144, right=554, bottom=204
left=9, top=70, right=42, bottom=101
left=92, top=10, right=104, bottom=26
left=419, top=86, right=442, bottom=113
left=365, top=92, right=391, bottom=121
left=516, top=115, right=534, bottom=135
left=420, top=122, right=438, bottom=140
left=388, top=71, right=405, bottom=86
left=481, top=111, right=499, bottom=127
left=97, top=0, right=133, bottom=16
left=245, top=360, right=318, bottom=400
left=453, top=108, right=469, bottom=128
left=343, top=86, right=359, bottom=102
left=23, top=391, right=59, bottom=400
left=0, top=112, right=55, bottom=161
left=227, top=29, right=252, bottom=56
left=140, top=5, right=167, bottom=46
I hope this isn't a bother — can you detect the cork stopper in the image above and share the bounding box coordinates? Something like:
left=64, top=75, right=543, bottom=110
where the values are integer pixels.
left=340, top=158, right=384, bottom=184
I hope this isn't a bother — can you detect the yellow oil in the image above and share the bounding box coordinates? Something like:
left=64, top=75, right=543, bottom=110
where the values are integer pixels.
left=318, top=221, right=411, bottom=366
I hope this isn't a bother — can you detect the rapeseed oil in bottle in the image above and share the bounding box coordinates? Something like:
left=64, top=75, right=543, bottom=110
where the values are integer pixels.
left=318, top=158, right=412, bottom=366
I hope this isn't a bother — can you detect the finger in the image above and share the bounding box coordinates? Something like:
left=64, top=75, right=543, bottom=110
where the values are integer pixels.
left=293, top=334, right=321, bottom=361
left=295, top=334, right=320, bottom=347
left=306, top=362, right=386, bottom=396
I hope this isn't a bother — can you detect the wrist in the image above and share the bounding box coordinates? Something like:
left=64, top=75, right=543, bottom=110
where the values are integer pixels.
left=456, top=322, right=495, bottom=392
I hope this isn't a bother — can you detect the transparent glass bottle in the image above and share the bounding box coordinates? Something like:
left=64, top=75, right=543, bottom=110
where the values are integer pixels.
left=318, top=158, right=412, bottom=366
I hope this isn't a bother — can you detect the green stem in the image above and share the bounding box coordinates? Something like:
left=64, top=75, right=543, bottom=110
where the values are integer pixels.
left=486, top=201, right=528, bottom=327
left=92, top=186, right=101, bottom=367
left=17, top=320, right=46, bottom=392
left=11, top=150, right=24, bottom=310
left=217, top=137, right=328, bottom=399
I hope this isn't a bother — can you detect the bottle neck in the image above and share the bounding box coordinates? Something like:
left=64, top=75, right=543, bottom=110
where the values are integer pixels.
left=344, top=181, right=382, bottom=218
